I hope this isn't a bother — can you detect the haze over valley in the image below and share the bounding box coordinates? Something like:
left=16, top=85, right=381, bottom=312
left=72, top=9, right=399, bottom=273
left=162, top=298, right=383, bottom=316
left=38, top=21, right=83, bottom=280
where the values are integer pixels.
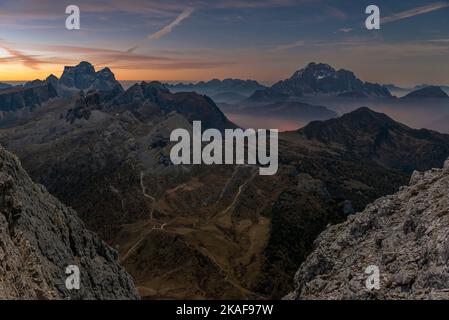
left=2, top=0, right=449, bottom=301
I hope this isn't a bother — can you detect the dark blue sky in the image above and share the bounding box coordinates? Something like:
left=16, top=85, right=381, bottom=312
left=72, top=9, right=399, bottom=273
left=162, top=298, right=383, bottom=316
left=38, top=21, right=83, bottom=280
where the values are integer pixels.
left=1, top=0, right=448, bottom=84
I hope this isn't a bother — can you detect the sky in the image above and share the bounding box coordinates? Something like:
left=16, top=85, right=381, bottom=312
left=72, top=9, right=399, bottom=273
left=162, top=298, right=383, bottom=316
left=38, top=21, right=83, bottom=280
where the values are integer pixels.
left=0, top=0, right=449, bottom=85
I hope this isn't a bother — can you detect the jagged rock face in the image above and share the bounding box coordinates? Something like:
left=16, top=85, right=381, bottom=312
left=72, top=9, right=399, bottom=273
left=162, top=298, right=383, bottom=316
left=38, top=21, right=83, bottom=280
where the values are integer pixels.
left=403, top=86, right=449, bottom=99
left=275, top=62, right=391, bottom=97
left=289, top=159, right=449, bottom=300
left=22, top=62, right=123, bottom=99
left=249, top=62, right=391, bottom=102
left=0, top=146, right=139, bottom=300
left=59, top=62, right=123, bottom=95
left=0, top=83, right=57, bottom=114
left=110, top=81, right=237, bottom=131
left=60, top=61, right=96, bottom=90
left=66, top=92, right=102, bottom=124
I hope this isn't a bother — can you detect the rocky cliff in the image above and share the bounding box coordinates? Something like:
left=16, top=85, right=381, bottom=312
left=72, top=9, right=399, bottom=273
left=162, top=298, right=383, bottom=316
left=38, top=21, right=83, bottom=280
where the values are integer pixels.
left=59, top=62, right=122, bottom=94
left=0, top=146, right=139, bottom=300
left=289, top=159, right=449, bottom=299
left=0, top=83, right=57, bottom=113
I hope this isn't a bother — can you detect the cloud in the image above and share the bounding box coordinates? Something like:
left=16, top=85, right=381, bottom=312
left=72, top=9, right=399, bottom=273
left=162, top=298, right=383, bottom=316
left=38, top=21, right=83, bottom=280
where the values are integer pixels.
left=382, top=2, right=449, bottom=24
left=126, top=7, right=194, bottom=53
left=428, top=38, right=449, bottom=43
left=0, top=44, right=41, bottom=69
left=271, top=40, right=305, bottom=52
left=324, top=6, right=347, bottom=20
left=339, top=28, right=353, bottom=33
left=146, top=7, right=194, bottom=41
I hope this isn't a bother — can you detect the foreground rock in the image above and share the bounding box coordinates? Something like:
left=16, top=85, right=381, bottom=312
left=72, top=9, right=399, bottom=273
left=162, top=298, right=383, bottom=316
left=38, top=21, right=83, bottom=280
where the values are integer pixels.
left=289, top=159, right=449, bottom=299
left=0, top=146, right=139, bottom=300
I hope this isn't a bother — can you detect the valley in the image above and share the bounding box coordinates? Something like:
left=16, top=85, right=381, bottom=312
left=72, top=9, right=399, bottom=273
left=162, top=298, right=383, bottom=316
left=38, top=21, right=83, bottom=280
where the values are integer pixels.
left=1, top=61, right=449, bottom=300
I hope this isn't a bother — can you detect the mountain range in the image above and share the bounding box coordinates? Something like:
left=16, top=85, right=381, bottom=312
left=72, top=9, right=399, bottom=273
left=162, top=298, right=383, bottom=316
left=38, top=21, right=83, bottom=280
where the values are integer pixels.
left=2, top=61, right=449, bottom=300
left=402, top=86, right=449, bottom=99
left=2, top=62, right=449, bottom=299
left=166, top=79, right=266, bottom=103
left=385, top=84, right=449, bottom=98
left=249, top=62, right=392, bottom=102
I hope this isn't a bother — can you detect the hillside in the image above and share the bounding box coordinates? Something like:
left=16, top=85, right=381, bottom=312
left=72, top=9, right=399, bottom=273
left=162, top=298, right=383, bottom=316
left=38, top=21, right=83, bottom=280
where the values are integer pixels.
left=0, top=146, right=139, bottom=299
left=289, top=159, right=449, bottom=299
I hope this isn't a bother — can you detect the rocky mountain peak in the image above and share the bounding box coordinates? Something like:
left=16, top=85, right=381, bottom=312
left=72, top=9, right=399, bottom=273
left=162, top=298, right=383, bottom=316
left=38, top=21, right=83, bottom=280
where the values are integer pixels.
left=250, top=62, right=391, bottom=101
left=0, top=146, right=139, bottom=299
left=59, top=61, right=123, bottom=94
left=288, top=159, right=449, bottom=300
left=291, top=62, right=336, bottom=80
left=70, top=61, right=96, bottom=74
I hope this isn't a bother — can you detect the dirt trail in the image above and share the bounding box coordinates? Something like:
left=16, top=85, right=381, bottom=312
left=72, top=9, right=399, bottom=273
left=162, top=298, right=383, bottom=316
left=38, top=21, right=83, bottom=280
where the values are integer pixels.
left=220, top=168, right=258, bottom=216
left=140, top=171, right=156, bottom=219
left=218, top=166, right=240, bottom=200
left=120, top=221, right=169, bottom=263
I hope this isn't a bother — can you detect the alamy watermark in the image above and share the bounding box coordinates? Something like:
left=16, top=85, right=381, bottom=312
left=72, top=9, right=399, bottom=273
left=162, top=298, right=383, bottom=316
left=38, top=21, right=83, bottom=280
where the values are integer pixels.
left=366, top=5, right=381, bottom=30
left=170, top=121, right=278, bottom=176
left=365, top=265, right=380, bottom=290
left=66, top=5, right=80, bottom=30
left=65, top=265, right=80, bottom=290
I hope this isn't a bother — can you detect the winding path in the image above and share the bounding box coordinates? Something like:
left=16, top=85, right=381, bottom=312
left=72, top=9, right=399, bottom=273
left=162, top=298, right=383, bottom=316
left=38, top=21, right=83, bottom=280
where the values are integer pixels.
left=140, top=171, right=156, bottom=219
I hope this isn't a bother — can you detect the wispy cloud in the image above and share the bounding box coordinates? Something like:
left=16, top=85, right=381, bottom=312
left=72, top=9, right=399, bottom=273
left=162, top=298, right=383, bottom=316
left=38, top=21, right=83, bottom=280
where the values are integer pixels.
left=324, top=6, right=347, bottom=20
left=339, top=28, right=353, bottom=33
left=127, top=7, right=194, bottom=53
left=428, top=38, right=449, bottom=43
left=0, top=43, right=41, bottom=69
left=271, top=39, right=305, bottom=52
left=147, top=7, right=194, bottom=40
left=382, top=2, right=449, bottom=24
left=3, top=40, right=232, bottom=73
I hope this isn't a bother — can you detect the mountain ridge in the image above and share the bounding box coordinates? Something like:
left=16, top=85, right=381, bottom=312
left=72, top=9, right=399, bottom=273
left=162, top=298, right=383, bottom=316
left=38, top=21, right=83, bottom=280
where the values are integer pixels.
left=402, top=86, right=449, bottom=99
left=249, top=62, right=392, bottom=102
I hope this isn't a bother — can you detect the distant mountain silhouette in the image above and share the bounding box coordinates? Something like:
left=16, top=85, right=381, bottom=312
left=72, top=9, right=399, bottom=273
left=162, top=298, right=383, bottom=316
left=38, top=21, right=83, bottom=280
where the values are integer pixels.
left=402, top=86, right=449, bottom=99
left=414, top=84, right=449, bottom=93
left=0, top=82, right=12, bottom=90
left=250, top=62, right=392, bottom=102
left=167, top=78, right=266, bottom=103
